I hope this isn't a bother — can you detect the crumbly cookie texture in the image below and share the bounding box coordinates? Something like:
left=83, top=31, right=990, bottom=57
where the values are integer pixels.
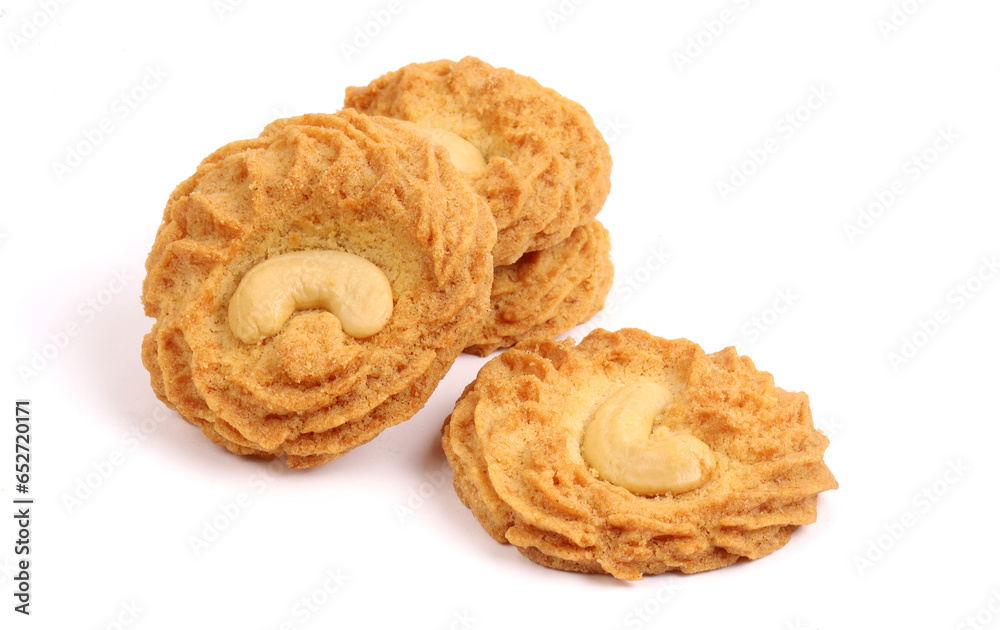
left=142, top=110, right=496, bottom=468
left=464, top=220, right=613, bottom=356
left=442, top=328, right=838, bottom=579
left=345, top=56, right=613, bottom=266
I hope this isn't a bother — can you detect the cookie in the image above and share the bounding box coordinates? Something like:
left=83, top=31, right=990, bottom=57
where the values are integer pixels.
left=345, top=56, right=613, bottom=266
left=464, top=220, right=613, bottom=356
left=142, top=110, right=496, bottom=468
left=442, top=328, right=838, bottom=579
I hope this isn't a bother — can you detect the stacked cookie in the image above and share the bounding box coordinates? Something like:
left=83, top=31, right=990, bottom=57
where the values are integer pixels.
left=464, top=221, right=613, bottom=356
left=141, top=58, right=614, bottom=468
left=344, top=57, right=614, bottom=356
left=142, top=111, right=497, bottom=468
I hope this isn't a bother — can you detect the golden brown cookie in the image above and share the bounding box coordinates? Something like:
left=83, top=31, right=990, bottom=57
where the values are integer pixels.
left=442, top=328, right=837, bottom=579
left=464, top=220, right=613, bottom=356
left=345, top=56, right=613, bottom=266
left=142, top=110, right=496, bottom=468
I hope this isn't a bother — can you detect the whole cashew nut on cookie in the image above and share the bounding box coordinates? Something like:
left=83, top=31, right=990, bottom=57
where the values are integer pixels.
left=398, top=121, right=487, bottom=175
left=582, top=382, right=717, bottom=495
left=228, top=250, right=393, bottom=344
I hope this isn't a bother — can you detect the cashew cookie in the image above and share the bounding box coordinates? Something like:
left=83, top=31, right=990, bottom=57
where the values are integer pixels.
left=142, top=110, right=496, bottom=468
left=442, top=328, right=838, bottom=579
left=345, top=56, right=613, bottom=266
left=464, top=220, right=613, bottom=356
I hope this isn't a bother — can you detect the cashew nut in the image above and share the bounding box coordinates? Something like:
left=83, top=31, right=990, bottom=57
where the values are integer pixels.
left=398, top=120, right=487, bottom=175
left=582, top=382, right=716, bottom=495
left=228, top=250, right=393, bottom=344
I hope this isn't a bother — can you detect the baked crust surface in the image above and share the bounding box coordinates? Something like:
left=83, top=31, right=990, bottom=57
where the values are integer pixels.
left=142, top=111, right=496, bottom=468
left=345, top=56, right=613, bottom=266
left=465, top=220, right=613, bottom=356
left=442, top=328, right=838, bottom=579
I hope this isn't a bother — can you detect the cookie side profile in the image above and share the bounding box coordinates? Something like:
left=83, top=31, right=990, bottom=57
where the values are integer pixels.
left=345, top=56, right=613, bottom=266
left=142, top=110, right=496, bottom=468
left=464, top=220, right=613, bottom=356
left=442, top=328, right=838, bottom=579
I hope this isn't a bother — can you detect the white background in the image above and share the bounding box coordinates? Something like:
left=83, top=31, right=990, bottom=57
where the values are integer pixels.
left=2, top=0, right=999, bottom=628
